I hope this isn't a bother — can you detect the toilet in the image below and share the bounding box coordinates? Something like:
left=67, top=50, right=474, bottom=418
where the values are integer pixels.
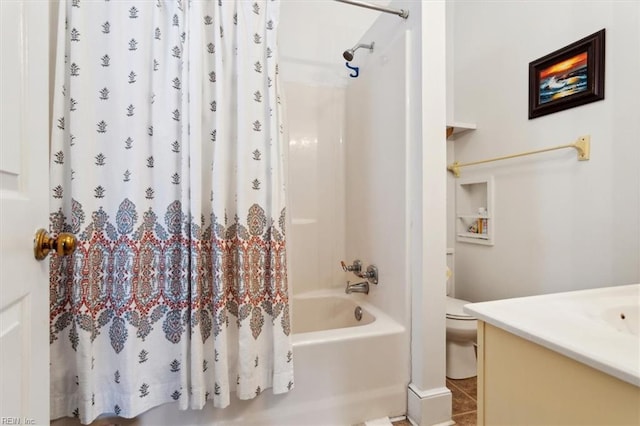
left=445, top=250, right=478, bottom=379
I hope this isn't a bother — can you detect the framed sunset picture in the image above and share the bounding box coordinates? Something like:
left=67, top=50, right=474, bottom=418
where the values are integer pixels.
left=529, top=29, right=605, bottom=119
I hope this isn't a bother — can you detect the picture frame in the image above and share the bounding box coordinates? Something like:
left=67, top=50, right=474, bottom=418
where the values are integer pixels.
left=529, top=29, right=605, bottom=119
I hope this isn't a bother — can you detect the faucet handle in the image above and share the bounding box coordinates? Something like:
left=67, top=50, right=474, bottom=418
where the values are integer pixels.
left=360, top=264, right=378, bottom=285
left=341, top=259, right=362, bottom=273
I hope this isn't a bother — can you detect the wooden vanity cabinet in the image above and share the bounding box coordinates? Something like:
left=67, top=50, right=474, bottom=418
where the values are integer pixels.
left=476, top=321, right=640, bottom=426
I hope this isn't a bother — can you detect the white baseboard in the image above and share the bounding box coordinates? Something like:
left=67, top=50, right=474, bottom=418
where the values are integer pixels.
left=406, top=384, right=453, bottom=426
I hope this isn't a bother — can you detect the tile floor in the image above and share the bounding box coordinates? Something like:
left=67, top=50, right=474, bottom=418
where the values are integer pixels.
left=447, top=376, right=477, bottom=426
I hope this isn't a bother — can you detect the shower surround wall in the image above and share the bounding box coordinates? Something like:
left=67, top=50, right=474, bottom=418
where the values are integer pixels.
left=345, top=26, right=410, bottom=336
left=285, top=84, right=347, bottom=295
left=279, top=0, right=383, bottom=293
left=280, top=0, right=420, bottom=332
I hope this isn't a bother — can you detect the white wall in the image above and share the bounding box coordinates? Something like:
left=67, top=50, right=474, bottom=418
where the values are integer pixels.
left=450, top=1, right=640, bottom=302
left=445, top=0, right=457, bottom=251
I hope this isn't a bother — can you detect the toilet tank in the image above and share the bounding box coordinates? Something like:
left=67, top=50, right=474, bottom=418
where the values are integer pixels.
left=446, top=248, right=455, bottom=296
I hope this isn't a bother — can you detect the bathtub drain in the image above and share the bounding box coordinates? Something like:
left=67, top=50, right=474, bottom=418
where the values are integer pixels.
left=354, top=306, right=363, bottom=321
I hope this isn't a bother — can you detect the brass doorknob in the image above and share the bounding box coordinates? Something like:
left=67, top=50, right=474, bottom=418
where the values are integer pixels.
left=33, top=229, right=76, bottom=261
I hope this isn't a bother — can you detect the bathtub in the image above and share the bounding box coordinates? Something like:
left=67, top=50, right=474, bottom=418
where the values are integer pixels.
left=292, top=291, right=376, bottom=334
left=465, top=283, right=640, bottom=387
left=284, top=290, right=409, bottom=424
left=138, top=289, right=409, bottom=426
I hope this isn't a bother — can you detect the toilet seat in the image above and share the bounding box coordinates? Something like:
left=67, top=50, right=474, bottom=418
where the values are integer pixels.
left=446, top=296, right=475, bottom=320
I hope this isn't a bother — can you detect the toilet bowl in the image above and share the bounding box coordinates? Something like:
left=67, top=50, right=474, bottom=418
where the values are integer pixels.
left=446, top=296, right=477, bottom=379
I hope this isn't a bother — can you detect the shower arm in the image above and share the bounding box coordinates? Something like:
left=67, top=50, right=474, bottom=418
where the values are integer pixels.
left=333, top=0, right=409, bottom=19
left=352, top=43, right=374, bottom=51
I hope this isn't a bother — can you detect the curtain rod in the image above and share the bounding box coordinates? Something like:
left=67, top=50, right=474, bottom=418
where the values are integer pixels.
left=447, top=135, right=591, bottom=178
left=333, top=0, right=409, bottom=19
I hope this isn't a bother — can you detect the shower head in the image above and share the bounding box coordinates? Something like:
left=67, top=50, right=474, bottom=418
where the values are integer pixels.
left=343, top=49, right=355, bottom=61
left=342, top=42, right=374, bottom=62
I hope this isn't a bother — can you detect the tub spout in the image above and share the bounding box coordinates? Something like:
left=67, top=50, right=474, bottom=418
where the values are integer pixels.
left=345, top=280, right=369, bottom=295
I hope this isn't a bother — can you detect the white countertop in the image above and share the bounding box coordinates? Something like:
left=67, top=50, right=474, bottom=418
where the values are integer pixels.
left=464, top=284, right=640, bottom=387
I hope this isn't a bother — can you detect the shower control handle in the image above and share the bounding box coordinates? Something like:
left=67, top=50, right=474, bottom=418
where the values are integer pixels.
left=341, top=260, right=378, bottom=285
left=341, top=259, right=362, bottom=273
left=357, top=265, right=378, bottom=285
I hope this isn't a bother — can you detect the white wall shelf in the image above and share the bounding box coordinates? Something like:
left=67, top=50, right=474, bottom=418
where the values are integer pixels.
left=458, top=214, right=493, bottom=219
left=446, top=122, right=476, bottom=140
left=457, top=232, right=490, bottom=240
left=455, top=176, right=494, bottom=246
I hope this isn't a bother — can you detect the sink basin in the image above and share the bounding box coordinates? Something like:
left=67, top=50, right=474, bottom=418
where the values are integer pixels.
left=464, top=284, right=640, bottom=387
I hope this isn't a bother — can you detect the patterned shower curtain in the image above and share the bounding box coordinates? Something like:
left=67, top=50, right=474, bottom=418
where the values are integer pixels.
left=49, top=1, right=292, bottom=423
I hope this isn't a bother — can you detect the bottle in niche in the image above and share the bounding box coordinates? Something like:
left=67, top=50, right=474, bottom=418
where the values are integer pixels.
left=478, top=207, right=488, bottom=235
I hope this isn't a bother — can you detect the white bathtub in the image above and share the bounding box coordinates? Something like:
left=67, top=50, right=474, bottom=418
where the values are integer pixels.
left=465, top=283, right=640, bottom=387
left=292, top=293, right=375, bottom=333
left=137, top=289, right=409, bottom=425
left=283, top=290, right=409, bottom=424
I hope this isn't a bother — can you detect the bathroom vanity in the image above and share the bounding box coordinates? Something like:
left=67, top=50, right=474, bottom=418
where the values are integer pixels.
left=465, top=284, right=640, bottom=426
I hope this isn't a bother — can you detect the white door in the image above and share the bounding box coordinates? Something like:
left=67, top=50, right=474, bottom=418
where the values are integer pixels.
left=1, top=2, right=51, bottom=425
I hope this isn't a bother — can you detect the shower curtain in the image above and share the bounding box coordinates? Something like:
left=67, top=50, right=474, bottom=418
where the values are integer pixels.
left=49, top=1, right=292, bottom=423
